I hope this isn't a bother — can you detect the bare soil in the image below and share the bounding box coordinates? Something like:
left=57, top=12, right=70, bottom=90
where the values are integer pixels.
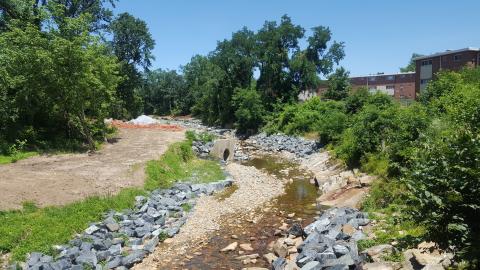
left=0, top=128, right=184, bottom=210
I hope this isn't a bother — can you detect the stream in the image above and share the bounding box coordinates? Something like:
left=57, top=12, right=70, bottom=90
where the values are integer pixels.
left=181, top=154, right=322, bottom=269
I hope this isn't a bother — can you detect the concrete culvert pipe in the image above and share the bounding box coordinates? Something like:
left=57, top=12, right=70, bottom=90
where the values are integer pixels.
left=223, top=149, right=230, bottom=161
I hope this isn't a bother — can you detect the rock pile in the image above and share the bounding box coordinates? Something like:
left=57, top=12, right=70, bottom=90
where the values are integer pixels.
left=19, top=180, right=233, bottom=270
left=247, top=133, right=319, bottom=158
left=267, top=207, right=369, bottom=270
left=192, top=140, right=214, bottom=158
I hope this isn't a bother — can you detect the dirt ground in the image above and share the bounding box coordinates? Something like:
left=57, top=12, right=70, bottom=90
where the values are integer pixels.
left=0, top=128, right=184, bottom=210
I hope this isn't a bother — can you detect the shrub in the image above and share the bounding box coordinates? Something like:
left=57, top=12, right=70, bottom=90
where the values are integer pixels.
left=264, top=97, right=347, bottom=143
left=405, top=84, right=480, bottom=262
left=232, top=87, right=265, bottom=134
left=335, top=102, right=398, bottom=167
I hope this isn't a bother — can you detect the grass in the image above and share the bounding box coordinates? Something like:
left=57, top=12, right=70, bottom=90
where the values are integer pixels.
left=144, top=140, right=224, bottom=190
left=0, top=188, right=144, bottom=261
left=0, top=151, right=38, bottom=164
left=0, top=136, right=224, bottom=263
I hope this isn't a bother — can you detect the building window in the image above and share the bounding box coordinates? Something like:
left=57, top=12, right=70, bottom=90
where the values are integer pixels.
left=454, top=54, right=462, bottom=62
left=420, top=79, right=430, bottom=85
left=386, top=85, right=394, bottom=89
left=421, top=59, right=433, bottom=66
left=368, top=77, right=376, bottom=82
left=386, top=75, right=394, bottom=81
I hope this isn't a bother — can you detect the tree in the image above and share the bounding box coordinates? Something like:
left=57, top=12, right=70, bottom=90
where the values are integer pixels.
left=323, top=67, right=350, bottom=100
left=0, top=15, right=120, bottom=150
left=110, top=12, right=155, bottom=118
left=256, top=15, right=305, bottom=105
left=400, top=53, right=423, bottom=72
left=141, top=69, right=187, bottom=115
left=0, top=0, right=116, bottom=33
left=306, top=26, right=345, bottom=75
left=183, top=55, right=225, bottom=125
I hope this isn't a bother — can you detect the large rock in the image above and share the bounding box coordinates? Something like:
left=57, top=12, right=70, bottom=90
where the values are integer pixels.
left=75, top=251, right=97, bottom=267
left=122, top=250, right=146, bottom=267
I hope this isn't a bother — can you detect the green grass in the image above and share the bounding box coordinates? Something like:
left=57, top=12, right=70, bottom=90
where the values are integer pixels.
left=0, top=188, right=144, bottom=261
left=145, top=140, right=224, bottom=190
left=0, top=151, right=38, bottom=164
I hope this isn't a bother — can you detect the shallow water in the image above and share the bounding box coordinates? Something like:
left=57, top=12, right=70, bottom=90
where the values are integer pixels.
left=180, top=154, right=321, bottom=269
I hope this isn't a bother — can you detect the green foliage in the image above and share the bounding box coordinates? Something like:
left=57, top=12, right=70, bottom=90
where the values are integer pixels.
left=0, top=14, right=121, bottom=150
left=145, top=140, right=224, bottom=190
left=405, top=84, right=480, bottom=261
left=141, top=69, right=188, bottom=115
left=178, top=15, right=345, bottom=128
left=110, top=12, right=155, bottom=119
left=0, top=188, right=144, bottom=261
left=264, top=97, right=347, bottom=144
left=185, top=130, right=216, bottom=143
left=400, top=53, right=423, bottom=73
left=232, top=87, right=265, bottom=134
left=335, top=100, right=398, bottom=167
left=345, top=87, right=370, bottom=114
left=323, top=67, right=351, bottom=100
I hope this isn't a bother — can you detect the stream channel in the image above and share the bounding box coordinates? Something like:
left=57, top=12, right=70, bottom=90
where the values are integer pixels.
left=181, top=152, right=323, bottom=269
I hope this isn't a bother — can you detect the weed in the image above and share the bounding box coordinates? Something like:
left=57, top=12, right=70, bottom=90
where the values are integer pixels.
left=145, top=141, right=223, bottom=190
left=181, top=203, right=192, bottom=212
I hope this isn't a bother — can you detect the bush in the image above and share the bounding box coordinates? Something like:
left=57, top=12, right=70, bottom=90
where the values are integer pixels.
left=264, top=97, right=347, bottom=144
left=335, top=102, right=398, bottom=167
left=232, top=87, right=265, bottom=134
left=405, top=84, right=480, bottom=262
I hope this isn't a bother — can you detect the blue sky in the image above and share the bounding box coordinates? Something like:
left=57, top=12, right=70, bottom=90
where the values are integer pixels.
left=114, top=0, right=480, bottom=77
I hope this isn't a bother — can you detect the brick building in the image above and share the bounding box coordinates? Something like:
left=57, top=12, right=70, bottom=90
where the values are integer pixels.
left=350, top=72, right=416, bottom=100
left=414, top=47, right=480, bottom=93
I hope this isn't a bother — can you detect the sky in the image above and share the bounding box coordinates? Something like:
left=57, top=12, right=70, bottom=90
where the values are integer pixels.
left=114, top=0, right=480, bottom=77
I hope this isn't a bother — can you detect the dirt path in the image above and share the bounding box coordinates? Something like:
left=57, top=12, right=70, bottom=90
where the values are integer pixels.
left=0, top=128, right=184, bottom=210
left=134, top=163, right=285, bottom=270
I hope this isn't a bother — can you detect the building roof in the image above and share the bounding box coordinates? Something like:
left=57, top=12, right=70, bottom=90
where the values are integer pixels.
left=350, top=72, right=415, bottom=79
left=413, top=47, right=480, bottom=61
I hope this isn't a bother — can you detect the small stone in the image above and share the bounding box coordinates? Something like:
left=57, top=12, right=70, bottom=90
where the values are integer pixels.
left=231, top=235, right=239, bottom=239
left=221, top=242, right=238, bottom=252
left=342, top=224, right=356, bottom=235
left=273, top=239, right=288, bottom=258
left=105, top=222, right=120, bottom=232
left=240, top=243, right=254, bottom=251
left=263, top=253, right=277, bottom=264
left=85, top=225, right=100, bottom=235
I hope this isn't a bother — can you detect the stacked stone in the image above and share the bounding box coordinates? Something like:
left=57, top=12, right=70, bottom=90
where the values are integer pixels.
left=273, top=207, right=370, bottom=270
left=249, top=133, right=319, bottom=158
left=20, top=180, right=232, bottom=270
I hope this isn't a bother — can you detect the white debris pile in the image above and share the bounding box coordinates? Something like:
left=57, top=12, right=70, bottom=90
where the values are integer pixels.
left=129, top=115, right=158, bottom=125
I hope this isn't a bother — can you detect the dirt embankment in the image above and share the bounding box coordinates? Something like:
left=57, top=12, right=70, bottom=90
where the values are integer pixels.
left=0, top=128, right=184, bottom=210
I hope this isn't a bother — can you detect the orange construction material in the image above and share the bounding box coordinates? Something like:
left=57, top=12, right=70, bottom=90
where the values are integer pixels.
left=110, top=120, right=183, bottom=131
